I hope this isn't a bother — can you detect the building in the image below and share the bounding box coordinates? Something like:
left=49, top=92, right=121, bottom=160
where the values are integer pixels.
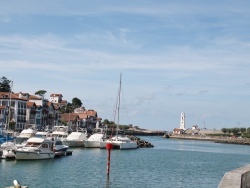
left=180, top=112, right=185, bottom=130
left=1, top=90, right=101, bottom=133
left=26, top=101, right=38, bottom=128
left=0, top=92, right=28, bottom=131
left=73, top=109, right=102, bottom=132
left=173, top=128, right=185, bottom=134
left=60, top=113, right=80, bottom=131
left=172, top=112, right=186, bottom=135
left=49, top=94, right=63, bottom=103
left=192, top=125, right=199, bottom=130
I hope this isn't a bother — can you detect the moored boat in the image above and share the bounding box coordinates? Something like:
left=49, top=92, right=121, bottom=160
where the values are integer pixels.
left=0, top=141, right=16, bottom=159
left=102, top=73, right=138, bottom=150
left=51, top=126, right=69, bottom=141
left=53, top=139, right=69, bottom=152
left=83, top=133, right=105, bottom=148
left=109, top=134, right=138, bottom=150
left=14, top=137, right=55, bottom=160
left=63, top=130, right=87, bottom=147
left=15, top=128, right=37, bottom=148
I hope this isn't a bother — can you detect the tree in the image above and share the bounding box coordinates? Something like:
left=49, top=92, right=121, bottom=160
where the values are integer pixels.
left=72, top=97, right=82, bottom=109
left=35, top=90, right=47, bottom=99
left=240, top=127, right=246, bottom=133
left=247, top=127, right=250, bottom=133
left=231, top=127, right=239, bottom=135
left=66, top=103, right=74, bottom=113
left=103, top=119, right=110, bottom=125
left=0, top=76, right=11, bottom=92
left=221, top=128, right=227, bottom=134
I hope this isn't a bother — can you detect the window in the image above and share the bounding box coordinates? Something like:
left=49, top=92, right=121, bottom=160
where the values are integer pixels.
left=42, top=143, right=49, bottom=148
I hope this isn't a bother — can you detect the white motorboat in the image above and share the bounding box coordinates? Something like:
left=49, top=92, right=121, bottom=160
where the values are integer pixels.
left=51, top=126, right=69, bottom=140
left=14, top=137, right=55, bottom=160
left=53, top=139, right=69, bottom=152
left=0, top=128, right=37, bottom=159
left=63, top=129, right=87, bottom=147
left=0, top=141, right=16, bottom=159
left=34, top=131, right=50, bottom=139
left=83, top=133, right=105, bottom=148
left=35, top=132, right=69, bottom=152
left=15, top=128, right=37, bottom=148
left=1, top=148, right=15, bottom=159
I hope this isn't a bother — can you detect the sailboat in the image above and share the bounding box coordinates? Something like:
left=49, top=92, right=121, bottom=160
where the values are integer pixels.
left=101, top=73, right=138, bottom=150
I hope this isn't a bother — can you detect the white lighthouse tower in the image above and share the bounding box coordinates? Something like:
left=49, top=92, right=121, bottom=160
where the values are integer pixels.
left=180, top=112, right=185, bottom=130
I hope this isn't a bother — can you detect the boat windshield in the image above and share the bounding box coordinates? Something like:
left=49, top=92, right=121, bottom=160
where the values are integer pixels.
left=55, top=140, right=63, bottom=145
left=15, top=137, right=29, bottom=144
left=26, top=142, right=41, bottom=147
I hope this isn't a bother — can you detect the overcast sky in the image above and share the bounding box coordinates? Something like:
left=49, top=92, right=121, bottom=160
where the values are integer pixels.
left=1, top=0, right=250, bottom=131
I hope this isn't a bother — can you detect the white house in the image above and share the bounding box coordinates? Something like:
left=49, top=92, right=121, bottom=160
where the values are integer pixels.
left=49, top=94, right=63, bottom=103
left=0, top=92, right=28, bottom=131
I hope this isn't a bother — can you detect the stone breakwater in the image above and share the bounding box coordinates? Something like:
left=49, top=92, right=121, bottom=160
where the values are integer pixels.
left=215, top=137, right=250, bottom=145
left=170, top=135, right=250, bottom=145
left=128, top=136, right=154, bottom=148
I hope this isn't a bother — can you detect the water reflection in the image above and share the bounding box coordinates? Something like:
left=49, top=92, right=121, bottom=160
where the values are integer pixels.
left=106, top=175, right=111, bottom=188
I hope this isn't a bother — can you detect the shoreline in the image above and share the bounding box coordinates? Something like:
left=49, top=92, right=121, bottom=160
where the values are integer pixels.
left=169, top=135, right=250, bottom=145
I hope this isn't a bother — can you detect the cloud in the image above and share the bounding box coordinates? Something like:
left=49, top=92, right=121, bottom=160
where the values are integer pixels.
left=199, top=90, right=208, bottom=94
left=132, top=93, right=155, bottom=105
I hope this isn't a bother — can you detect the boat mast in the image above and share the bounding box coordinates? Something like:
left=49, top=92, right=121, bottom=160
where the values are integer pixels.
left=116, top=73, right=122, bottom=137
left=7, top=81, right=13, bottom=132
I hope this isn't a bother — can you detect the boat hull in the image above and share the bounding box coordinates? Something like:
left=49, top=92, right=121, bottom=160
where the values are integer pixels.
left=112, top=142, right=138, bottom=150
left=1, top=149, right=16, bottom=159
left=15, top=151, right=55, bottom=160
left=63, top=140, right=84, bottom=147
left=83, top=140, right=100, bottom=148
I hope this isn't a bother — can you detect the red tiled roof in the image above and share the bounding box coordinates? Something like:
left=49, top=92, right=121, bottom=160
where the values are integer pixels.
left=61, top=113, right=79, bottom=121
left=0, top=92, right=27, bottom=101
left=26, top=101, right=37, bottom=108
left=28, top=95, right=42, bottom=100
left=78, top=113, right=88, bottom=119
left=50, top=94, right=63, bottom=97
left=85, top=110, right=97, bottom=117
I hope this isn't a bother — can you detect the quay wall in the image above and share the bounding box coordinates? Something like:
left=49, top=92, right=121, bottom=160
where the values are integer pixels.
left=218, top=164, right=250, bottom=188
left=169, top=135, right=250, bottom=145
left=169, top=135, right=219, bottom=141
left=124, top=131, right=165, bottom=136
left=105, top=130, right=166, bottom=136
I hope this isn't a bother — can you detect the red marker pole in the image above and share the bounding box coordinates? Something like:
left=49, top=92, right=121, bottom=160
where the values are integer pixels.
left=106, top=143, right=113, bottom=176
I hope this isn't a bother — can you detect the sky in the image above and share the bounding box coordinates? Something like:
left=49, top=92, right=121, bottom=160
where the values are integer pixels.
left=1, top=0, right=250, bottom=131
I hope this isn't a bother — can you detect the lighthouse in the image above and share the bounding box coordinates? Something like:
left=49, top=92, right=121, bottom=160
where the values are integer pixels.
left=180, top=112, right=185, bottom=130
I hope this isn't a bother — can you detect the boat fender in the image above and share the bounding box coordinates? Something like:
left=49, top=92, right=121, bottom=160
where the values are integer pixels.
left=13, top=180, right=21, bottom=188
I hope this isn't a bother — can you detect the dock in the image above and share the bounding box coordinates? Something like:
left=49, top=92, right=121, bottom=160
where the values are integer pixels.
left=54, top=150, right=73, bottom=157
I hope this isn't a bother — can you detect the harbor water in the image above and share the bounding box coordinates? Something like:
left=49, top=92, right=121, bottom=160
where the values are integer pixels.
left=1, top=136, right=250, bottom=188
